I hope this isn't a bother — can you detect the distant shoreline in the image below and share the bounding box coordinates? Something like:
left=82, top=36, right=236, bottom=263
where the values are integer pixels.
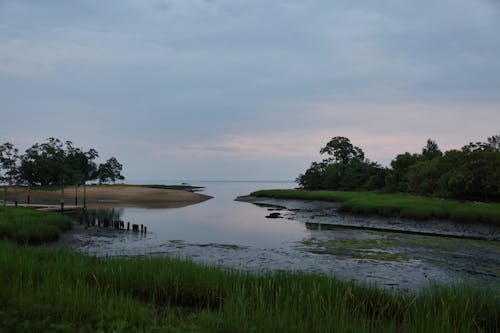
left=3, top=185, right=212, bottom=208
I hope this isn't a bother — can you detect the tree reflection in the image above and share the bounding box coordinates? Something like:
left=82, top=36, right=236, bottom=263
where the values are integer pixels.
left=79, top=208, right=123, bottom=228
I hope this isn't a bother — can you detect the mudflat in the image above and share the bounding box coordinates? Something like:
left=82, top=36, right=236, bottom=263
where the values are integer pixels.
left=4, top=185, right=212, bottom=208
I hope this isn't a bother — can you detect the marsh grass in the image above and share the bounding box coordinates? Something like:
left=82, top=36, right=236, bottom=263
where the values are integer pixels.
left=0, top=207, right=498, bottom=332
left=251, top=189, right=500, bottom=226
left=0, top=241, right=498, bottom=332
left=0, top=206, right=72, bottom=244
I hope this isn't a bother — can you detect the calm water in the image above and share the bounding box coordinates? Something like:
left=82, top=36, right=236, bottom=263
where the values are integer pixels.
left=65, top=181, right=500, bottom=292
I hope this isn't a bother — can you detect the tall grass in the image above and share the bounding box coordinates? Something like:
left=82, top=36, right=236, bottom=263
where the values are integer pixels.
left=250, top=189, right=500, bottom=226
left=0, top=241, right=497, bottom=332
left=0, top=206, right=72, bottom=244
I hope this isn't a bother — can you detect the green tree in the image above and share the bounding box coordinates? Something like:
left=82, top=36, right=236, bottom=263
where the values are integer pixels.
left=421, top=139, right=442, bottom=160
left=98, top=157, right=125, bottom=184
left=319, top=136, right=364, bottom=164
left=65, top=142, right=99, bottom=207
left=0, top=142, right=20, bottom=185
left=445, top=150, right=500, bottom=201
left=408, top=159, right=444, bottom=196
left=386, top=152, right=421, bottom=192
left=297, top=162, right=328, bottom=190
left=486, top=134, right=500, bottom=151
left=0, top=142, right=20, bottom=204
left=20, top=138, right=69, bottom=186
left=298, top=137, right=387, bottom=191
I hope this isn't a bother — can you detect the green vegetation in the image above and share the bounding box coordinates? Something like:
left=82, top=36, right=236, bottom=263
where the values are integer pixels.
left=303, top=236, right=408, bottom=261
left=0, top=206, right=72, bottom=244
left=0, top=241, right=498, bottom=332
left=297, top=135, right=500, bottom=201
left=250, top=189, right=500, bottom=225
left=301, top=233, right=500, bottom=263
left=0, top=207, right=498, bottom=332
left=0, top=138, right=124, bottom=189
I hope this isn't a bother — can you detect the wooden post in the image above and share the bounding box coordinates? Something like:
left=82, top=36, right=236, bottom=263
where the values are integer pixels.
left=14, top=185, right=18, bottom=207
left=83, top=183, right=87, bottom=209
left=60, top=182, right=65, bottom=212
left=127, top=222, right=130, bottom=230
left=144, top=226, right=147, bottom=233
left=75, top=184, right=78, bottom=206
left=140, top=224, right=144, bottom=233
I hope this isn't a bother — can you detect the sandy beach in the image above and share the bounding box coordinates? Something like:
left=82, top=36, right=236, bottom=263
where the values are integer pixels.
left=3, top=185, right=212, bottom=208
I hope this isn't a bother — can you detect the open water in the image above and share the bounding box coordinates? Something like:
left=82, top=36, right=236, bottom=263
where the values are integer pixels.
left=63, top=181, right=500, bottom=292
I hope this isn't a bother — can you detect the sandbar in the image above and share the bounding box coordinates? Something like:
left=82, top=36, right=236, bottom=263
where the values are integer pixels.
left=3, top=185, right=212, bottom=208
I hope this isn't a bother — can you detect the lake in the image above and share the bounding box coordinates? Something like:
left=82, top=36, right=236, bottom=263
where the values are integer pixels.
left=63, top=181, right=500, bottom=292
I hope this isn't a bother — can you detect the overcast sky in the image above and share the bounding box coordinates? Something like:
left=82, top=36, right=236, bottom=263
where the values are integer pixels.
left=1, top=0, right=499, bottom=181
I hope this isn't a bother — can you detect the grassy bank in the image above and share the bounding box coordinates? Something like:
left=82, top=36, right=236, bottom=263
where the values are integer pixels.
left=0, top=206, right=72, bottom=244
left=1, top=208, right=498, bottom=332
left=250, top=189, right=500, bottom=226
left=0, top=241, right=498, bottom=333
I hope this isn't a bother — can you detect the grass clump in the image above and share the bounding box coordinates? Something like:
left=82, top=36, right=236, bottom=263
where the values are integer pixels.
left=251, top=189, right=500, bottom=226
left=0, top=241, right=498, bottom=332
left=0, top=206, right=72, bottom=244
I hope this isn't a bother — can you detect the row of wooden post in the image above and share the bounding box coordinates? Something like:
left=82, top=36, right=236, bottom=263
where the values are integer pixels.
left=114, top=221, right=147, bottom=233
left=2, top=185, right=87, bottom=212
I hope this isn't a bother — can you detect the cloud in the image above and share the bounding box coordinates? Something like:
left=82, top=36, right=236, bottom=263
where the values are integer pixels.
left=1, top=1, right=499, bottom=179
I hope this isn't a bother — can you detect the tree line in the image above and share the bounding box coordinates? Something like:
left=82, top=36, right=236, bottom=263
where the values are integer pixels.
left=297, top=135, right=500, bottom=201
left=0, top=137, right=124, bottom=188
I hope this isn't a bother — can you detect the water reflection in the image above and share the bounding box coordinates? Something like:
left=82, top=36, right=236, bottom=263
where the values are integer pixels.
left=78, top=208, right=123, bottom=228
left=62, top=181, right=500, bottom=291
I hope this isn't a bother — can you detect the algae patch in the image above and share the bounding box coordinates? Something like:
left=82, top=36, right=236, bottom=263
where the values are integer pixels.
left=302, top=235, right=409, bottom=262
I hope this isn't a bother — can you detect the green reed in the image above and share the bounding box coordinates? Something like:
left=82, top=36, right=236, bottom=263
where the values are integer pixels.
left=0, top=241, right=497, bottom=332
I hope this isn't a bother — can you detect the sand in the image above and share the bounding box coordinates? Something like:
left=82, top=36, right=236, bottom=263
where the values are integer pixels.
left=3, top=185, right=212, bottom=208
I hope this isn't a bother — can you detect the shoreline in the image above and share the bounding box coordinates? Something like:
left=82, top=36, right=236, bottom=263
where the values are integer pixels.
left=3, top=185, right=212, bottom=208
left=237, top=195, right=500, bottom=241
left=248, top=189, right=500, bottom=227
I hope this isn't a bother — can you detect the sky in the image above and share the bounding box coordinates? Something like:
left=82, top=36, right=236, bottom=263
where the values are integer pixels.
left=1, top=0, right=499, bottom=181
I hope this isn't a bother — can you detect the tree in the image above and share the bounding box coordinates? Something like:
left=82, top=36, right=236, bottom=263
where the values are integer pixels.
left=0, top=142, right=20, bottom=185
left=487, top=134, right=500, bottom=151
left=98, top=157, right=125, bottom=184
left=386, top=152, right=421, bottom=192
left=0, top=143, right=20, bottom=205
left=319, top=137, right=365, bottom=164
left=298, top=137, right=387, bottom=191
left=65, top=143, right=99, bottom=184
left=445, top=150, right=500, bottom=201
left=65, top=142, right=99, bottom=207
left=297, top=162, right=328, bottom=190
left=407, top=159, right=444, bottom=196
left=421, top=139, right=442, bottom=160
left=20, top=138, right=69, bottom=186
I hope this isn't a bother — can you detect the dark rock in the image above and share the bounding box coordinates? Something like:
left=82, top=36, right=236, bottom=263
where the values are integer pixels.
left=266, top=212, right=282, bottom=219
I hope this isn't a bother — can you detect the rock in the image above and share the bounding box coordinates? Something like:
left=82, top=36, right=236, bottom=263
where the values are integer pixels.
left=266, top=212, right=282, bottom=219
